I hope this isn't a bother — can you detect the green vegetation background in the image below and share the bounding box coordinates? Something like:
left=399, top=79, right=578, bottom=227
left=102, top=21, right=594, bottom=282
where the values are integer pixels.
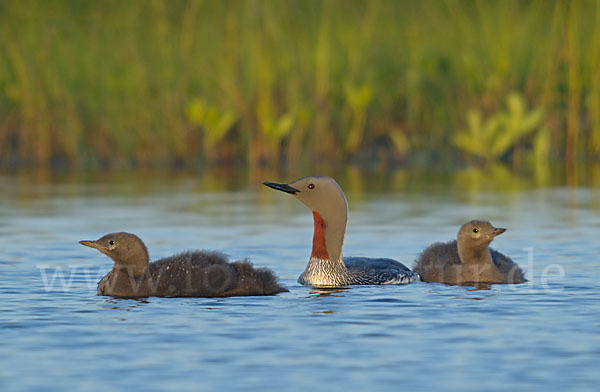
left=1, top=0, right=599, bottom=172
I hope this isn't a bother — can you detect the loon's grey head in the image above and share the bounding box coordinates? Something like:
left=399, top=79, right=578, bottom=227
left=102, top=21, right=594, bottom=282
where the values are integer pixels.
left=457, top=220, right=506, bottom=250
left=263, top=176, right=349, bottom=263
left=80, top=232, right=149, bottom=276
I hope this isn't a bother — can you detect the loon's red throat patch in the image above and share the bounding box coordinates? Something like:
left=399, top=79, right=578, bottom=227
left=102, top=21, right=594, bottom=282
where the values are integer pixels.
left=311, top=211, right=329, bottom=259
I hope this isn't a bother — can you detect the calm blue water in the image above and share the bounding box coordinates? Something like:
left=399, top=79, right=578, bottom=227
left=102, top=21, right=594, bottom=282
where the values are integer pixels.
left=0, top=171, right=599, bottom=391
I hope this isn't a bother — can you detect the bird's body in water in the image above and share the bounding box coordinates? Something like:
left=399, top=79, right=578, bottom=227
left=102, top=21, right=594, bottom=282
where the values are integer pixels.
left=80, top=232, right=288, bottom=298
left=262, top=176, right=420, bottom=288
left=413, top=220, right=527, bottom=286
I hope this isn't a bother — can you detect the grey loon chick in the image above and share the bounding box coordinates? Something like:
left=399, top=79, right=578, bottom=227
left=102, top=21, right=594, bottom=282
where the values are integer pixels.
left=79, top=232, right=288, bottom=298
left=413, top=220, right=527, bottom=285
left=262, top=176, right=420, bottom=288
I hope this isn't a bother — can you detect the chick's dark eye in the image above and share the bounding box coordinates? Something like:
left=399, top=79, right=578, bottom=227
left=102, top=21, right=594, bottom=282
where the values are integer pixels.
left=473, top=228, right=478, bottom=233
left=308, top=183, right=315, bottom=190
left=109, top=240, right=115, bottom=245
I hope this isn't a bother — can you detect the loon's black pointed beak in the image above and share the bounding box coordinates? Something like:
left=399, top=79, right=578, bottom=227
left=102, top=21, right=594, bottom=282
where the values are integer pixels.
left=262, top=181, right=300, bottom=194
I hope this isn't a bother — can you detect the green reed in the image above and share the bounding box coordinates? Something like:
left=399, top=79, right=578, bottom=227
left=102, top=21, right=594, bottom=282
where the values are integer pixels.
left=0, top=0, right=599, bottom=170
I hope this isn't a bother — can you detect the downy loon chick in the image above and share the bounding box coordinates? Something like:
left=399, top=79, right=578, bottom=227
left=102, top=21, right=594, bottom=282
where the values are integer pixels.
left=413, top=220, right=527, bottom=285
left=79, top=232, right=288, bottom=298
left=262, top=176, right=420, bottom=288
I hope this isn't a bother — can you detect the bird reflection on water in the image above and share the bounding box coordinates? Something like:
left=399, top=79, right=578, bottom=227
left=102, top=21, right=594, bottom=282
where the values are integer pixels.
left=308, top=287, right=348, bottom=298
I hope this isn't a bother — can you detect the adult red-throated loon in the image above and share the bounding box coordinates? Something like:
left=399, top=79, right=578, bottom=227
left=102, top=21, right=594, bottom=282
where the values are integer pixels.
left=263, top=176, right=420, bottom=288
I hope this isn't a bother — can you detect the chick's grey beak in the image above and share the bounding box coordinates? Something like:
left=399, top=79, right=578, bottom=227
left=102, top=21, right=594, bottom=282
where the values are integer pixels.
left=262, top=181, right=300, bottom=194
left=79, top=240, right=97, bottom=249
left=493, top=228, right=507, bottom=236
left=79, top=240, right=108, bottom=253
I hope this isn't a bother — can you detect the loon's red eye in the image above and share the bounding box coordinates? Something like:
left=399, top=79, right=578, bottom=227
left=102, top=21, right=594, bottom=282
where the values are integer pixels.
left=308, top=183, right=315, bottom=190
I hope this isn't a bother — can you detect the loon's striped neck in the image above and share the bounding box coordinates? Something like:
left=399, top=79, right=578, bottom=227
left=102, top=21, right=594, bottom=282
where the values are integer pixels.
left=300, top=256, right=349, bottom=287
